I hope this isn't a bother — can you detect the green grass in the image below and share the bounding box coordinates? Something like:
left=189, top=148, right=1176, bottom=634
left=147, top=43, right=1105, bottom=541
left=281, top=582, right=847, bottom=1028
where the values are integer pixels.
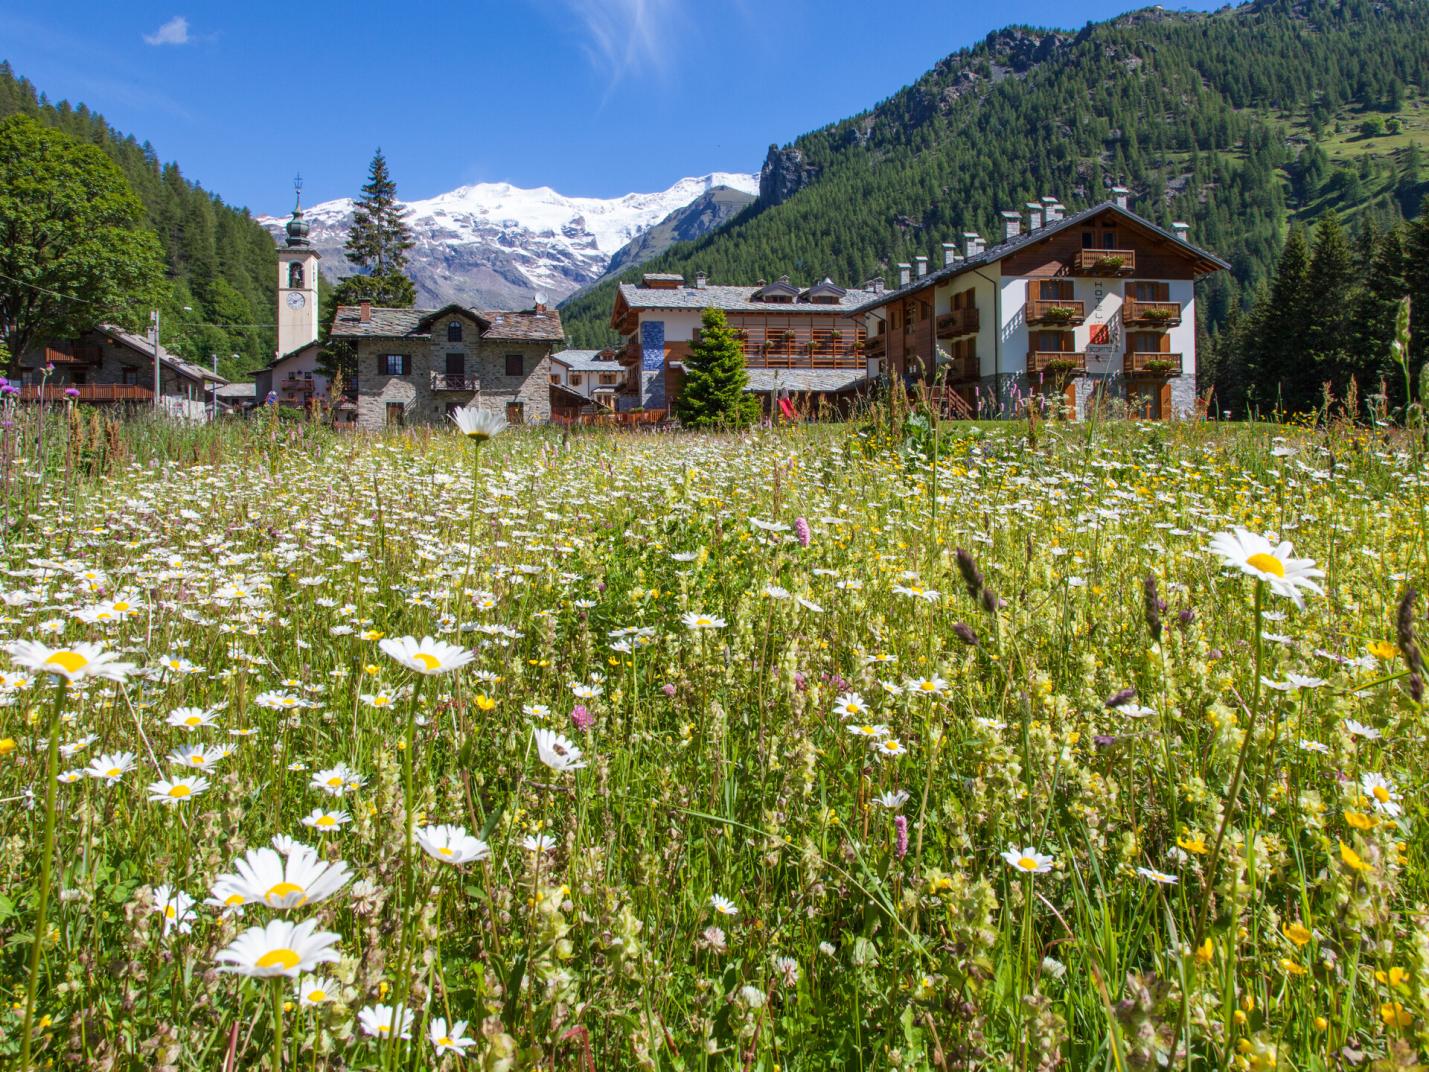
left=0, top=412, right=1426, bottom=1069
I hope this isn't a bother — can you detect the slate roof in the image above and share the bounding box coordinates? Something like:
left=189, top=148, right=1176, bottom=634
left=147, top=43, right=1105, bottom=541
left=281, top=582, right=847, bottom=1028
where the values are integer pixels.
left=252, top=340, right=323, bottom=376
left=616, top=283, right=881, bottom=315
left=93, top=324, right=229, bottom=384
left=551, top=349, right=619, bottom=372
left=743, top=368, right=870, bottom=394
left=330, top=304, right=564, bottom=343
left=851, top=201, right=1229, bottom=314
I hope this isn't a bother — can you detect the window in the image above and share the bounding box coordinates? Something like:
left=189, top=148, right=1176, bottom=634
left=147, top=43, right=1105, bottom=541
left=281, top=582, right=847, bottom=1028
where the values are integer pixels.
left=120, top=366, right=138, bottom=385
left=1038, top=280, right=1074, bottom=301
left=598, top=373, right=620, bottom=386
left=1103, top=231, right=1118, bottom=249
left=1130, top=281, right=1170, bottom=302
left=506, top=400, right=524, bottom=425
left=504, top=353, right=523, bottom=377
left=569, top=373, right=583, bottom=387
left=288, top=263, right=304, bottom=289
left=1081, top=231, right=1094, bottom=249
left=447, top=321, right=463, bottom=342
left=379, top=354, right=410, bottom=376
left=386, top=402, right=405, bottom=426
left=1036, top=331, right=1073, bottom=352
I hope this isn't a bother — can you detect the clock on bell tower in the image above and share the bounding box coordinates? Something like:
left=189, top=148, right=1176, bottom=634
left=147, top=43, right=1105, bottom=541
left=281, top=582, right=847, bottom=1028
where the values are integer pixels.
left=276, top=174, right=321, bottom=358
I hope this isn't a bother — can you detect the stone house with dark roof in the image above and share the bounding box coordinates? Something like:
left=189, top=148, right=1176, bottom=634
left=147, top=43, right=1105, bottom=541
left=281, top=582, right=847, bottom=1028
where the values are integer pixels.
left=329, top=300, right=564, bottom=430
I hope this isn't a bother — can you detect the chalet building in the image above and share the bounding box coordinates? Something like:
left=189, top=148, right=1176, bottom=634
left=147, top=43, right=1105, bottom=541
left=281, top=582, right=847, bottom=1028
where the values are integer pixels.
left=549, top=349, right=624, bottom=416
left=854, top=193, right=1228, bottom=419
left=609, top=273, right=882, bottom=414
left=17, top=324, right=227, bottom=418
left=328, top=300, right=563, bottom=430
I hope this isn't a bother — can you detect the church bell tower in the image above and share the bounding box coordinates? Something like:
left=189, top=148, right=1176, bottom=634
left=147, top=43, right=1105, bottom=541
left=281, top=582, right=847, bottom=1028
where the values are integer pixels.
left=276, top=175, right=320, bottom=358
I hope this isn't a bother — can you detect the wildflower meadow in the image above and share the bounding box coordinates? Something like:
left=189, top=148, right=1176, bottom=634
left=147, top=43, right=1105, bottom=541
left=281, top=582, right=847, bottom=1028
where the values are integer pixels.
left=1, top=409, right=1427, bottom=1071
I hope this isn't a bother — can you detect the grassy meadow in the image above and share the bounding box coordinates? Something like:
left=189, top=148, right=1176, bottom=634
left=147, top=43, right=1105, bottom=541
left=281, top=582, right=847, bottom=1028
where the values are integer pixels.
left=0, top=410, right=1427, bottom=1071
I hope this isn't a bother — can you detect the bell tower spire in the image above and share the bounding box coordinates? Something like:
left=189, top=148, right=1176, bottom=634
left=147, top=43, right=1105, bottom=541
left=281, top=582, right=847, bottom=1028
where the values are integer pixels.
left=275, top=173, right=320, bottom=357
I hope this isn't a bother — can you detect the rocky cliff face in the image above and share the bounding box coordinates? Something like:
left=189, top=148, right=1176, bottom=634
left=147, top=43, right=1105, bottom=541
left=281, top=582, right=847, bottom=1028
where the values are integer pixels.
left=759, top=145, right=821, bottom=208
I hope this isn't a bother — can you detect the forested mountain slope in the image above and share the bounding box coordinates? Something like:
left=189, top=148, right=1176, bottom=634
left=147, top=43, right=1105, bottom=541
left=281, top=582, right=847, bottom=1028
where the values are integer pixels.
left=0, top=62, right=276, bottom=379
left=560, top=0, right=1429, bottom=348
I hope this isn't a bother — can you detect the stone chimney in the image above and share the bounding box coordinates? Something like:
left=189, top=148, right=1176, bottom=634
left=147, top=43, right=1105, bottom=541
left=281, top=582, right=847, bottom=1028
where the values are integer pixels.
left=962, top=232, right=981, bottom=259
left=694, top=272, right=707, bottom=289
left=1026, top=202, right=1043, bottom=231
left=942, top=242, right=958, bottom=267
left=1046, top=202, right=1065, bottom=224
left=914, top=255, right=929, bottom=278
left=870, top=277, right=885, bottom=295
left=534, top=301, right=547, bottom=315
left=1001, top=210, right=1022, bottom=241
left=897, top=263, right=911, bottom=287
left=359, top=300, right=371, bottom=323
left=1171, top=221, right=1190, bottom=241
left=1112, top=185, right=1130, bottom=209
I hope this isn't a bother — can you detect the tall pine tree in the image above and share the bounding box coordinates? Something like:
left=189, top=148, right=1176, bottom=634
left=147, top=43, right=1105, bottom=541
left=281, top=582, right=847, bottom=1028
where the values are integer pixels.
left=675, top=308, right=760, bottom=429
left=346, top=149, right=415, bottom=277
left=1249, top=226, right=1312, bottom=414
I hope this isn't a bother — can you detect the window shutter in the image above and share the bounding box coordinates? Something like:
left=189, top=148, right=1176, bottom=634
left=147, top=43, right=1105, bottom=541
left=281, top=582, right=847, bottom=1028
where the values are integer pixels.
left=1157, top=282, right=1170, bottom=302
left=402, top=355, right=411, bottom=376
left=378, top=355, right=386, bottom=377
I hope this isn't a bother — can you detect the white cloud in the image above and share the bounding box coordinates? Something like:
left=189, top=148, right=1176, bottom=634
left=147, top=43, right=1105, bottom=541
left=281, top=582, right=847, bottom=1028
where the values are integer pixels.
left=555, top=0, right=680, bottom=82
left=143, top=16, right=190, bottom=46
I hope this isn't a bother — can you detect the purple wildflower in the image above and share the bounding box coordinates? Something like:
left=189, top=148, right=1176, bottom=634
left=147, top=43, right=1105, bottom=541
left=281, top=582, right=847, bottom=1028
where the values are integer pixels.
left=894, top=815, right=908, bottom=859
left=570, top=704, right=593, bottom=731
left=661, top=683, right=676, bottom=698
left=794, top=516, right=810, bottom=547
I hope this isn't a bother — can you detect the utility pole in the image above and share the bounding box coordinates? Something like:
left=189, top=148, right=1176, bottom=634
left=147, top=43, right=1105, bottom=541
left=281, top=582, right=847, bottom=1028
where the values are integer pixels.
left=210, top=353, right=218, bottom=421
left=150, top=309, right=161, bottom=412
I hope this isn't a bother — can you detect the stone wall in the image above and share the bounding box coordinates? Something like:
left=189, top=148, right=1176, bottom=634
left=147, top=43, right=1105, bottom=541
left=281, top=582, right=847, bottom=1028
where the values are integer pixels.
left=353, top=314, right=554, bottom=430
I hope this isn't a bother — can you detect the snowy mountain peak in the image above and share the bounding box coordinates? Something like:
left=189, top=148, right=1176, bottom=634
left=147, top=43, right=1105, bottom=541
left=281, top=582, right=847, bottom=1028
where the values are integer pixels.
left=260, top=171, right=760, bottom=311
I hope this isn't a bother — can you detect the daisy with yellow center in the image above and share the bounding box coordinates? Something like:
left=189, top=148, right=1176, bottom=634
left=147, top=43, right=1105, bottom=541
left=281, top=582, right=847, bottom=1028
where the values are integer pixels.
left=377, top=636, right=475, bottom=675
left=296, top=974, right=339, bottom=1007
left=8, top=640, right=134, bottom=682
left=215, top=919, right=341, bottom=978
left=147, top=776, right=210, bottom=805
left=211, top=844, right=351, bottom=910
left=1002, top=846, right=1054, bottom=874
left=414, top=823, right=490, bottom=864
left=1208, top=529, right=1324, bottom=607
left=301, top=808, right=351, bottom=831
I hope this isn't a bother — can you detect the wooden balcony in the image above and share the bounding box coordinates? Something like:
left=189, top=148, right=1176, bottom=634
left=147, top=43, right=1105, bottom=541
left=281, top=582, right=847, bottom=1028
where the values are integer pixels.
left=45, top=344, right=101, bottom=366
left=750, top=354, right=865, bottom=369
left=430, top=372, right=479, bottom=391
left=863, top=334, right=887, bottom=358
left=18, top=383, right=152, bottom=402
left=279, top=378, right=316, bottom=393
left=744, top=327, right=864, bottom=364
left=935, top=307, right=980, bottom=337
left=1071, top=249, right=1137, bottom=276
left=1124, top=351, right=1183, bottom=376
left=1122, top=300, right=1182, bottom=327
left=1026, top=351, right=1087, bottom=376
left=1026, top=300, right=1086, bottom=326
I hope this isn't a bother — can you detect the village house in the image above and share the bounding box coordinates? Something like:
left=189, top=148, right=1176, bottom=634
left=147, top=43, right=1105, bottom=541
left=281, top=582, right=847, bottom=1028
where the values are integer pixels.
left=329, top=300, right=563, bottom=430
left=854, top=192, right=1228, bottom=419
left=608, top=273, right=882, bottom=415
left=16, top=324, right=227, bottom=418
left=549, top=349, right=625, bottom=415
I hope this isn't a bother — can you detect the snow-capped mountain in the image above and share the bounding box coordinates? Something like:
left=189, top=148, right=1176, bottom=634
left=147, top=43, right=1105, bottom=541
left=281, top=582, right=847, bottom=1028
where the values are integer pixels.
left=260, top=172, right=759, bottom=310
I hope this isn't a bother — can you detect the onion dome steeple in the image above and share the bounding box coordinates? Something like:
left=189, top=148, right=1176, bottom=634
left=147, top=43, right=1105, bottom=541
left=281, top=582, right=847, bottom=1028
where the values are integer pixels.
left=285, top=173, right=311, bottom=248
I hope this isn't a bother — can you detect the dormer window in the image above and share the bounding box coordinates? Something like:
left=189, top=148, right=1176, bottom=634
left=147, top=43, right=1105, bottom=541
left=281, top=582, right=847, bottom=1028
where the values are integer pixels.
left=447, top=321, right=463, bottom=342
left=751, top=275, right=801, bottom=304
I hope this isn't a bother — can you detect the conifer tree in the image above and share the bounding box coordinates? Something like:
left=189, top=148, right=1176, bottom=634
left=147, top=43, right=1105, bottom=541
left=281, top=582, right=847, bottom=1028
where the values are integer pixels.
left=1303, top=210, right=1356, bottom=403
left=345, top=149, right=414, bottom=276
left=675, top=308, right=760, bottom=429
left=1250, top=226, right=1312, bottom=413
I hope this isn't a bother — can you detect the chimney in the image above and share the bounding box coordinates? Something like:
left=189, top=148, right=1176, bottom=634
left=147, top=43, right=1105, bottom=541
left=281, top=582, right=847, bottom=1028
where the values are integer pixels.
left=1001, top=210, right=1022, bottom=241
left=694, top=271, right=707, bottom=289
left=1112, top=185, right=1130, bottom=209
left=359, top=300, right=371, bottom=323
left=871, top=277, right=885, bottom=295
left=1046, top=202, right=1065, bottom=224
left=942, top=242, right=958, bottom=267
left=1026, top=202, right=1043, bottom=231
left=1171, top=221, right=1190, bottom=241
left=962, top=232, right=981, bottom=259
left=897, top=263, right=911, bottom=287
left=914, top=255, right=929, bottom=278
left=534, top=301, right=547, bottom=315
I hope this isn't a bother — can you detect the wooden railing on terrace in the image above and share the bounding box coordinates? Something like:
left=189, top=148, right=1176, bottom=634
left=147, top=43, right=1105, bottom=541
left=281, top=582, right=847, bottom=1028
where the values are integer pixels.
left=1026, top=351, right=1088, bottom=375
left=18, top=383, right=152, bottom=402
left=935, top=307, right=980, bottom=337
left=1124, top=352, right=1184, bottom=376
left=1122, top=300, right=1182, bottom=327
left=1026, top=300, right=1086, bottom=325
left=941, top=357, right=980, bottom=383
left=1071, top=249, right=1137, bottom=275
left=430, top=373, right=480, bottom=391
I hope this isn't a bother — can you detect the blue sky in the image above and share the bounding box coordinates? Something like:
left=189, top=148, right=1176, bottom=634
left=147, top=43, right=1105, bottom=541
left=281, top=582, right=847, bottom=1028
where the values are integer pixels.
left=2, top=1, right=1223, bottom=214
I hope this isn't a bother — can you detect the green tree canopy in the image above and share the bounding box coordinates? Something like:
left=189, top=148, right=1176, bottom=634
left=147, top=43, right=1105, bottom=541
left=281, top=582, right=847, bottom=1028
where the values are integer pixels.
left=675, top=307, right=760, bottom=429
left=0, top=114, right=165, bottom=373
left=345, top=149, right=414, bottom=276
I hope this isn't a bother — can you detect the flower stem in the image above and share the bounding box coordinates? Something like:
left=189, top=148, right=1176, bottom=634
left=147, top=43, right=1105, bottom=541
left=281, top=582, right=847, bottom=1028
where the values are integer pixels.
left=18, top=680, right=65, bottom=1072
left=270, top=977, right=285, bottom=1072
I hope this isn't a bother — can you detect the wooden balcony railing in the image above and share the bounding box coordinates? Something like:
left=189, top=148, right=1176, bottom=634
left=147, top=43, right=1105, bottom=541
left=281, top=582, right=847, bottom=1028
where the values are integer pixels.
left=935, top=307, right=980, bottom=337
left=280, top=378, right=316, bottom=393
left=45, top=344, right=101, bottom=366
left=751, top=354, right=865, bottom=370
left=430, top=372, right=479, bottom=391
left=18, top=383, right=152, bottom=402
left=1122, top=300, right=1182, bottom=327
left=1124, top=351, right=1183, bottom=376
left=1026, top=300, right=1087, bottom=326
left=1026, top=351, right=1088, bottom=375
left=1071, top=249, right=1137, bottom=276
left=743, top=327, right=865, bottom=361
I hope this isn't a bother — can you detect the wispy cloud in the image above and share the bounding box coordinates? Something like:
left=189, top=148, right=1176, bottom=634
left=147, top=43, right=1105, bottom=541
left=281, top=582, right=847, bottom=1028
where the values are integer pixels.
left=143, top=16, right=190, bottom=46
left=553, top=0, right=681, bottom=86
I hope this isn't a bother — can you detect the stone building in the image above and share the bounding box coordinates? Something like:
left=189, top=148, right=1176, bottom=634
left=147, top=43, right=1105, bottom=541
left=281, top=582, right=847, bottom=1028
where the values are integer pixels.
left=329, top=301, right=563, bottom=430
